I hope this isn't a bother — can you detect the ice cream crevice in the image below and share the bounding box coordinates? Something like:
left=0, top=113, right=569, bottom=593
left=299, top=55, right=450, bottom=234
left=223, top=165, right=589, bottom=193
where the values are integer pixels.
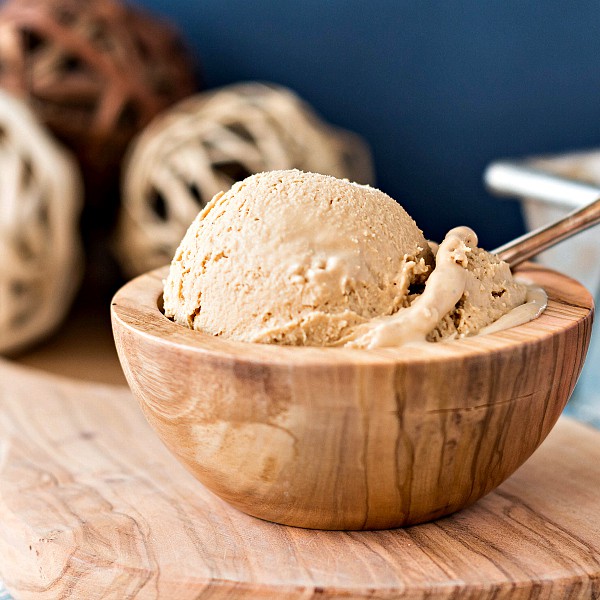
left=187, top=302, right=201, bottom=327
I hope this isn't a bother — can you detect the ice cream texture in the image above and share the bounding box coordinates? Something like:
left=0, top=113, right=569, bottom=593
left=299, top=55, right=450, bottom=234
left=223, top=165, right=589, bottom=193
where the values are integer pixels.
left=163, top=170, right=544, bottom=348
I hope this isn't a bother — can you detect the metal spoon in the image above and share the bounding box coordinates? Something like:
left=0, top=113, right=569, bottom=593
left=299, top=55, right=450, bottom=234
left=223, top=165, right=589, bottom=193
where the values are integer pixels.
left=484, top=160, right=600, bottom=268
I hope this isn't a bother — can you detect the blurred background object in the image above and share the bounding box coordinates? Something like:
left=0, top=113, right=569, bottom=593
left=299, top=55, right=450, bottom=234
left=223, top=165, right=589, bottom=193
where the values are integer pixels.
left=520, top=152, right=600, bottom=298
left=116, top=82, right=373, bottom=276
left=0, top=0, right=199, bottom=296
left=512, top=150, right=600, bottom=426
left=0, top=89, right=82, bottom=355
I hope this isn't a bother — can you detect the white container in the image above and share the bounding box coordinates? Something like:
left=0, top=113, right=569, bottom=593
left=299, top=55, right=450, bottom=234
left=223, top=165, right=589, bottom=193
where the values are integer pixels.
left=517, top=150, right=600, bottom=426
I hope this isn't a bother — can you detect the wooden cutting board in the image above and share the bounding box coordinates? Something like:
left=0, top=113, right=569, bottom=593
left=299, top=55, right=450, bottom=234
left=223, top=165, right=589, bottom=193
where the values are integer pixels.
left=1, top=358, right=600, bottom=599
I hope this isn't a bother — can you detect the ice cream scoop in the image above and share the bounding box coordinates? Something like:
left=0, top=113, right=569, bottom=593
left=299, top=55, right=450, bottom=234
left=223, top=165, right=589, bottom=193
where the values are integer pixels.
left=163, top=170, right=433, bottom=346
left=164, top=170, right=535, bottom=348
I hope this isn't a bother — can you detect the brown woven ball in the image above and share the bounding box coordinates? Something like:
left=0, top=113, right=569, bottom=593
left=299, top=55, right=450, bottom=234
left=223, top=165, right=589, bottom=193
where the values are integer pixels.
left=116, top=82, right=375, bottom=276
left=0, top=0, right=198, bottom=176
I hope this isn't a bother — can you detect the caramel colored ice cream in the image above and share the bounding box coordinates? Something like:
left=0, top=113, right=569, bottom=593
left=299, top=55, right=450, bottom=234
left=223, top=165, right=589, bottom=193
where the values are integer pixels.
left=163, top=170, right=541, bottom=348
left=163, top=170, right=433, bottom=346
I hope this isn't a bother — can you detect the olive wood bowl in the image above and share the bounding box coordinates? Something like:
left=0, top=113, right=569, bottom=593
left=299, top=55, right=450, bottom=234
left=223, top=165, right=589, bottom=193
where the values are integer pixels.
left=111, top=264, right=594, bottom=530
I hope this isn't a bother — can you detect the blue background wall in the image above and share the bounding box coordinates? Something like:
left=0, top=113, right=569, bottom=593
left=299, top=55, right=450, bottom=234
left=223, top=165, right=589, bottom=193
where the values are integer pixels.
left=139, top=0, right=600, bottom=248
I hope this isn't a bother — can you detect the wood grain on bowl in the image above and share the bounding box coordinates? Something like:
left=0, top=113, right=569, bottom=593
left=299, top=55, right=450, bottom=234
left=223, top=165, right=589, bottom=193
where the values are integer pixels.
left=1, top=359, right=600, bottom=599
left=111, top=264, right=593, bottom=530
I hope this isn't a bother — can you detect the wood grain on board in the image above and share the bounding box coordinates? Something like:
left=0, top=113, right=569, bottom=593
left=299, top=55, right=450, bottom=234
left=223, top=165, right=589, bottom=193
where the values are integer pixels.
left=1, top=359, right=600, bottom=599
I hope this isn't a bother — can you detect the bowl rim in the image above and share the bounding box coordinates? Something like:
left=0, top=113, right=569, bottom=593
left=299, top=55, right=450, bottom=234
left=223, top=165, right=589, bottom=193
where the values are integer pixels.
left=111, top=264, right=594, bottom=368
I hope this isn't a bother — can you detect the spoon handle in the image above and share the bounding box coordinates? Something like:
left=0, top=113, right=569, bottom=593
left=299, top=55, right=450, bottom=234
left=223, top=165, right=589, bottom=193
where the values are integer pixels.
left=485, top=161, right=600, bottom=267
left=493, top=198, right=600, bottom=267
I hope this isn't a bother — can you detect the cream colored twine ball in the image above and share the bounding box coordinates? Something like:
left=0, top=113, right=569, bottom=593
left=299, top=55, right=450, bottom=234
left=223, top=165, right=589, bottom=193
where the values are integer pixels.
left=116, top=82, right=375, bottom=276
left=0, top=90, right=82, bottom=355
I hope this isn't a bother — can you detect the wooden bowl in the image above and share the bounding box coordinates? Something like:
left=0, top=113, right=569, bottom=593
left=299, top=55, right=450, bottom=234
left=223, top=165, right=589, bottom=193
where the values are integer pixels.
left=111, top=264, right=594, bottom=530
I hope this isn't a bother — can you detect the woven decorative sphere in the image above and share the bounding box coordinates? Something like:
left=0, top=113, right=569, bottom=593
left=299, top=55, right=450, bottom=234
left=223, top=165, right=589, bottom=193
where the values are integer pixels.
left=0, top=0, right=197, bottom=176
left=0, top=90, right=83, bottom=355
left=116, top=82, right=375, bottom=276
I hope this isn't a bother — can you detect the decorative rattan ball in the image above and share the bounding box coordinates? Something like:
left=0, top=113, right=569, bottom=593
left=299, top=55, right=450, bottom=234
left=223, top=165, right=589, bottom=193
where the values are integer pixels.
left=116, top=82, right=375, bottom=276
left=0, top=90, right=83, bottom=355
left=0, top=0, right=197, bottom=176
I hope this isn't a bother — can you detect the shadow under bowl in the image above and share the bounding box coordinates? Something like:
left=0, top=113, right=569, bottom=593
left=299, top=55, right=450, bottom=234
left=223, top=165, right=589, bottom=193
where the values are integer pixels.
left=111, top=264, right=593, bottom=530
